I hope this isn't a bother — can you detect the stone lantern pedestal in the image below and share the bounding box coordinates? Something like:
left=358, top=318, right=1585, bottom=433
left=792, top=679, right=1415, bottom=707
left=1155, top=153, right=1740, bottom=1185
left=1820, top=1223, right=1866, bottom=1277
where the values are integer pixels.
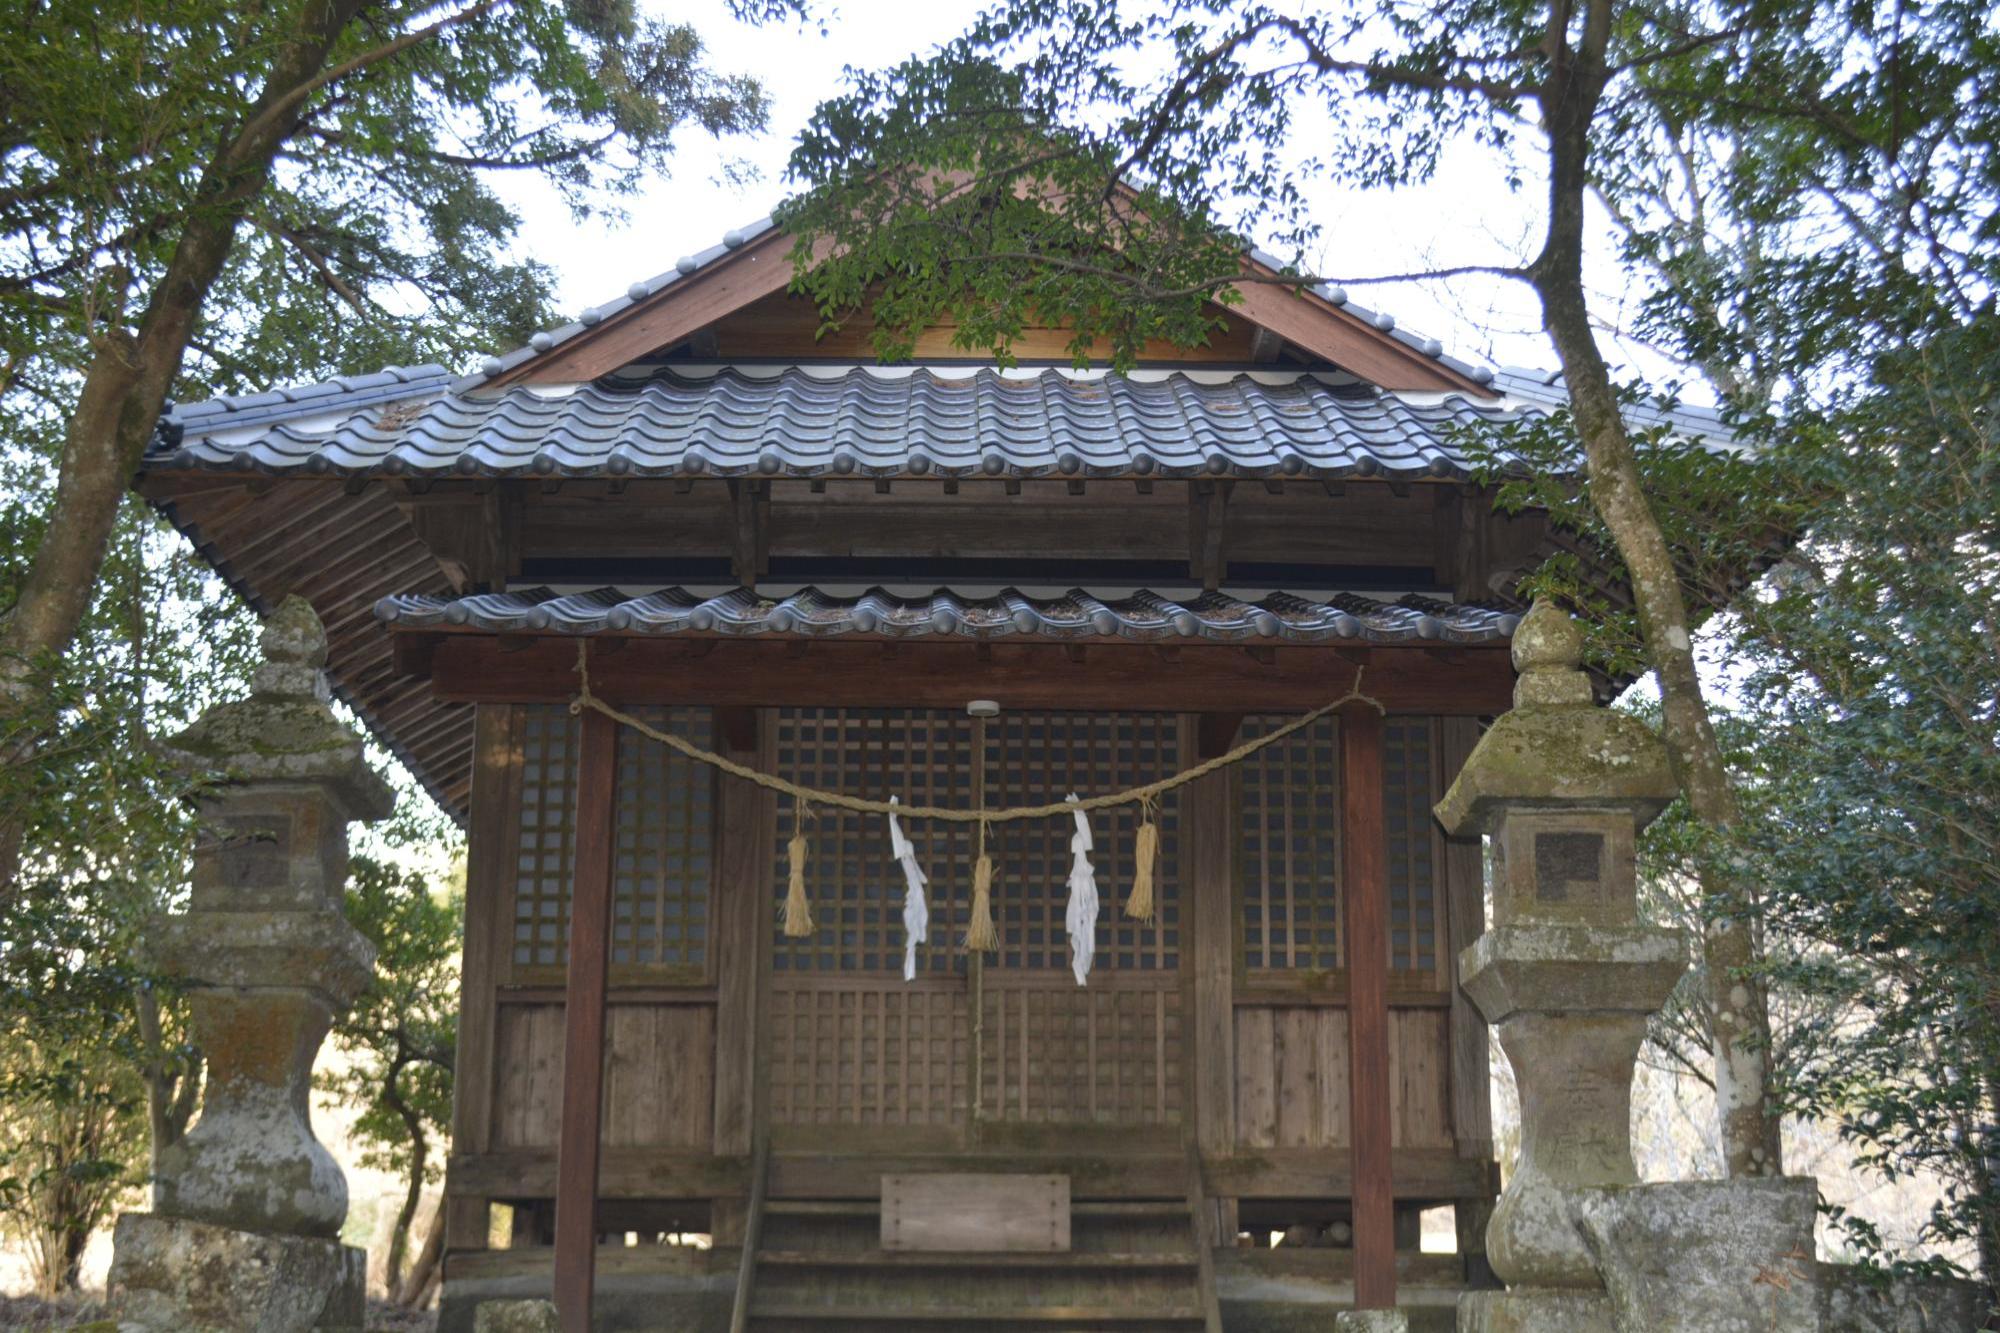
left=1438, top=602, right=1819, bottom=1333
left=107, top=598, right=393, bottom=1333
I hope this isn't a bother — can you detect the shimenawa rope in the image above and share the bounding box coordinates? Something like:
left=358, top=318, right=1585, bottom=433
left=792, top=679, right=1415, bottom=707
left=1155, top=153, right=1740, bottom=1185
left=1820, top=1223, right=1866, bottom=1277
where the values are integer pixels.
left=567, top=639, right=1383, bottom=824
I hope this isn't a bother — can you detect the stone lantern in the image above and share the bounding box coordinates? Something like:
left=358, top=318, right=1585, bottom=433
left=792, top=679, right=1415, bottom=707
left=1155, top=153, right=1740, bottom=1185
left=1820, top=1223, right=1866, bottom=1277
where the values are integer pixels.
left=1437, top=603, right=1830, bottom=1333
left=1435, top=601, right=1688, bottom=1332
left=108, top=597, right=392, bottom=1333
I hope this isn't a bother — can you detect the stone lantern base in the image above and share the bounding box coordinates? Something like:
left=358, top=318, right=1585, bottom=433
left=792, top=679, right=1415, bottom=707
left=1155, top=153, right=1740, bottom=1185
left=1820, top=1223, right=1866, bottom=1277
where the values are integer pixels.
left=1459, top=1287, right=1613, bottom=1333
left=109, top=1213, right=365, bottom=1332
left=1456, top=1177, right=1822, bottom=1333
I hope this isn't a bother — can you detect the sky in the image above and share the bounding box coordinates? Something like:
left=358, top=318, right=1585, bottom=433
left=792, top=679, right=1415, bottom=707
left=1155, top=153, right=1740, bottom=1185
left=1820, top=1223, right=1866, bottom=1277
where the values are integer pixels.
left=487, top=0, right=1631, bottom=385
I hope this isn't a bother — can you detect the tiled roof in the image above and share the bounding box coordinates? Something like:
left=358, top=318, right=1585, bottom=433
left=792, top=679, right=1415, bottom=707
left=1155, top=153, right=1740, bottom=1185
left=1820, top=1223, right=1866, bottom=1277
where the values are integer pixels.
left=375, top=585, right=1518, bottom=645
left=151, top=366, right=1542, bottom=480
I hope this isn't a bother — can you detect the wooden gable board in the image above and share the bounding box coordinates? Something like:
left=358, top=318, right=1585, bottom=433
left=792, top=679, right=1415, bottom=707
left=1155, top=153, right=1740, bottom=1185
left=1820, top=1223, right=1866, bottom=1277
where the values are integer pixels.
left=491, top=225, right=1495, bottom=396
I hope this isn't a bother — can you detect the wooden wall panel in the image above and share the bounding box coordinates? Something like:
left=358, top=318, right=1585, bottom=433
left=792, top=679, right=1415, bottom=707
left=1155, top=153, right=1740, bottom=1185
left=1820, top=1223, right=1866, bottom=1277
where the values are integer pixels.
left=1234, top=1008, right=1277, bottom=1149
left=493, top=1002, right=566, bottom=1150
left=603, top=1005, right=716, bottom=1149
left=492, top=1001, right=717, bottom=1152
left=705, top=287, right=1263, bottom=364
left=1389, top=1009, right=1451, bottom=1150
left=1234, top=1007, right=1348, bottom=1149
left=1233, top=1005, right=1449, bottom=1153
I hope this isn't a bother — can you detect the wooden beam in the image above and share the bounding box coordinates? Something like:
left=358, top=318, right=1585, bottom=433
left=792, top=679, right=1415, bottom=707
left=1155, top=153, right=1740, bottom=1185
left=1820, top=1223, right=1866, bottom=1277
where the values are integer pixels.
left=728, top=480, right=768, bottom=586
left=395, top=487, right=507, bottom=592
left=1189, top=481, right=1232, bottom=590
left=411, top=637, right=1514, bottom=716
left=1249, top=326, right=1285, bottom=363
left=492, top=229, right=812, bottom=386
left=445, top=1146, right=1493, bottom=1204
left=1341, top=706, right=1396, bottom=1310
left=714, top=705, right=758, bottom=755
left=1228, top=258, right=1496, bottom=396
left=553, top=709, right=617, bottom=1332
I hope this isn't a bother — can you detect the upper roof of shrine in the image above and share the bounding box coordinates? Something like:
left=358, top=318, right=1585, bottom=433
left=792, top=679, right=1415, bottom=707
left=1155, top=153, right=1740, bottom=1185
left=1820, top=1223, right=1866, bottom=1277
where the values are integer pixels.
left=148, top=365, right=1544, bottom=481
left=135, top=210, right=1741, bottom=820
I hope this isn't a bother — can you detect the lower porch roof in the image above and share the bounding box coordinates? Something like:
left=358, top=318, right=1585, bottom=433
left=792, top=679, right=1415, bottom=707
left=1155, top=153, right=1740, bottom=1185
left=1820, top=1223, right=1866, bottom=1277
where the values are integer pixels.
left=381, top=584, right=1521, bottom=766
left=374, top=585, right=1519, bottom=645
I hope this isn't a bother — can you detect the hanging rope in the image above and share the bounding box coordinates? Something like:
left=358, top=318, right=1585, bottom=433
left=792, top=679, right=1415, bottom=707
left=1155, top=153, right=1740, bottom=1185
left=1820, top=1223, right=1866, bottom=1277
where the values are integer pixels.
left=965, top=817, right=997, bottom=954
left=1127, top=794, right=1160, bottom=924
left=782, top=801, right=814, bottom=938
left=567, top=640, right=1382, bottom=824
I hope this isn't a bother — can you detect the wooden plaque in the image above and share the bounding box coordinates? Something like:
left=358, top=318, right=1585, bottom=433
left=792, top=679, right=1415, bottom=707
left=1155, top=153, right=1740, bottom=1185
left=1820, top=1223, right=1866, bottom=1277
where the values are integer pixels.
left=880, top=1173, right=1070, bottom=1253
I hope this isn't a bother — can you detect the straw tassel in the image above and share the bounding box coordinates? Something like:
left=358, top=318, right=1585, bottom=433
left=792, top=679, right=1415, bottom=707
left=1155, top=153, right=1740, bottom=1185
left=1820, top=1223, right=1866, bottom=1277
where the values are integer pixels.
left=965, top=820, right=997, bottom=954
left=782, top=807, right=814, bottom=938
left=1127, top=798, right=1159, bottom=923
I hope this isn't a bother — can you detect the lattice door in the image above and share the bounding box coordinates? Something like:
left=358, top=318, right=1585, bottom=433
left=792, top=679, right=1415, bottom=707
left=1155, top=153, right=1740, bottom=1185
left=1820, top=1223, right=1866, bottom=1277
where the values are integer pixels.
left=763, top=709, right=1186, bottom=1132
left=977, top=712, right=1184, bottom=1127
left=767, top=709, right=975, bottom=1128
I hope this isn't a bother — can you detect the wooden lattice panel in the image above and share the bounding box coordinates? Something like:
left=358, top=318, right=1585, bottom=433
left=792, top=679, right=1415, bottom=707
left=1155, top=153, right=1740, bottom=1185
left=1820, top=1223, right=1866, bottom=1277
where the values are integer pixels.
left=768, top=980, right=970, bottom=1125
left=612, top=707, right=715, bottom=971
left=980, top=712, right=1182, bottom=972
left=1383, top=718, right=1440, bottom=975
left=509, top=704, right=714, bottom=974
left=1238, top=714, right=1443, bottom=976
left=770, top=709, right=975, bottom=977
left=512, top=706, right=580, bottom=968
left=1238, top=714, right=1342, bottom=972
left=979, top=977, right=1183, bottom=1125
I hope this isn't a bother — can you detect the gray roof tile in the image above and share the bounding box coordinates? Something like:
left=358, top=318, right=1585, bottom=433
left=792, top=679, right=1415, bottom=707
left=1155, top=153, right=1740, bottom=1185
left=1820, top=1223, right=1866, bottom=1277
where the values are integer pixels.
left=152, top=367, right=1544, bottom=480
left=375, top=585, right=1518, bottom=645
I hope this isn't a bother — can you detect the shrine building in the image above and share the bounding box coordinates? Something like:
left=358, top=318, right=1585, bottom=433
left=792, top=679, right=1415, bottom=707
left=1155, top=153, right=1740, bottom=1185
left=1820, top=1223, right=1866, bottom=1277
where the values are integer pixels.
left=134, top=214, right=1697, bottom=1331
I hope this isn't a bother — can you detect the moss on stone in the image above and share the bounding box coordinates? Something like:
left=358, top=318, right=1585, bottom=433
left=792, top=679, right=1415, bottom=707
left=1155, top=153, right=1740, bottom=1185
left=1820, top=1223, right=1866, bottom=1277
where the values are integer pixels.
left=1435, top=707, right=1675, bottom=837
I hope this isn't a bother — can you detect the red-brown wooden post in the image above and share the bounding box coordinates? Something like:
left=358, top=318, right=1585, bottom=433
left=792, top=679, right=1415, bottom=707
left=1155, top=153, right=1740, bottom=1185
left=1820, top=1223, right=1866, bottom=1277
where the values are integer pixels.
left=554, top=708, right=618, bottom=1332
left=1342, top=705, right=1396, bottom=1310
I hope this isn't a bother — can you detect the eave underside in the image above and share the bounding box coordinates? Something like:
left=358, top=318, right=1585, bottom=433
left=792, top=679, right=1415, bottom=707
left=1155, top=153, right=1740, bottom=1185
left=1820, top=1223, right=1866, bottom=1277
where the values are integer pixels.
left=142, top=471, right=1571, bottom=820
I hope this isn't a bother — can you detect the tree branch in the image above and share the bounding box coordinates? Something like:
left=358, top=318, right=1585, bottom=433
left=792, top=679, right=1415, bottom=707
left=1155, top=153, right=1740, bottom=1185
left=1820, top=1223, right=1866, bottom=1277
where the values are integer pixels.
left=233, top=0, right=514, bottom=152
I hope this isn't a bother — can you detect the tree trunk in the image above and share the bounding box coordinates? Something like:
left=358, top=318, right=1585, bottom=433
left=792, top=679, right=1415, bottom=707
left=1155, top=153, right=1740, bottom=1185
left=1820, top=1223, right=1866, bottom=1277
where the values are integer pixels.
left=382, top=1057, right=426, bottom=1294
left=1978, top=1065, right=1999, bottom=1319
left=1528, top=0, right=1780, bottom=1180
left=395, top=1198, right=448, bottom=1308
left=0, top=0, right=370, bottom=895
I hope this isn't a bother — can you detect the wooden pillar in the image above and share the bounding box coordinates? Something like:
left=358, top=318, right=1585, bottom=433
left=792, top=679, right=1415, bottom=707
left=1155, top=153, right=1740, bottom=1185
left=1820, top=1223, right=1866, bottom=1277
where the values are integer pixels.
left=554, top=708, right=617, bottom=1332
left=1341, top=706, right=1396, bottom=1310
left=444, top=704, right=522, bottom=1260
left=1440, top=717, right=1497, bottom=1280
left=712, top=709, right=772, bottom=1162
left=1190, top=714, right=1242, bottom=1240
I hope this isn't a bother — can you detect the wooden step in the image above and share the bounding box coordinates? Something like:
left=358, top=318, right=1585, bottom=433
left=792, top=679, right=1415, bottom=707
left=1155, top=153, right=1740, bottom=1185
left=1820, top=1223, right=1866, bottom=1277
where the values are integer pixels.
left=765, top=1200, right=880, bottom=1217
left=748, top=1302, right=1205, bottom=1323
left=756, top=1249, right=1197, bottom=1269
left=1070, top=1200, right=1186, bottom=1218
